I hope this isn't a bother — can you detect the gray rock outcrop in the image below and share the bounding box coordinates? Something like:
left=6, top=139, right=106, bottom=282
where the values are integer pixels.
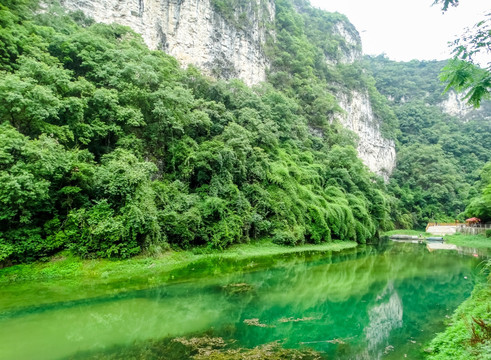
left=61, top=0, right=274, bottom=86
left=335, top=90, right=396, bottom=181
left=326, top=20, right=396, bottom=180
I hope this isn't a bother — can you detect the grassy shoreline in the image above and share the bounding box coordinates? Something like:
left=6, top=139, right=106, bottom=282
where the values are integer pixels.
left=0, top=241, right=357, bottom=284
left=384, top=230, right=491, bottom=250
left=445, top=233, right=491, bottom=250
left=425, top=284, right=491, bottom=359
left=0, top=241, right=357, bottom=311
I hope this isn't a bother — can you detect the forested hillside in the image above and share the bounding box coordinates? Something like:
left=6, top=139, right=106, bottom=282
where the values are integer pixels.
left=365, top=55, right=491, bottom=227
left=0, top=0, right=407, bottom=265
left=2, top=0, right=488, bottom=266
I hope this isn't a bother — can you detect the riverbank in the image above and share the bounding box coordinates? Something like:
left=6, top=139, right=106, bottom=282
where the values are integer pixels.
left=445, top=233, right=491, bottom=250
left=0, top=241, right=357, bottom=310
left=425, top=283, right=491, bottom=359
left=0, top=241, right=357, bottom=283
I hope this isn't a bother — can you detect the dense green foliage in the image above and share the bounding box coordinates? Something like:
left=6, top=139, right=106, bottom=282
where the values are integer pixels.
left=465, top=162, right=491, bottom=222
left=365, top=55, right=491, bottom=227
left=432, top=0, right=491, bottom=223
left=0, top=0, right=400, bottom=264
left=364, top=56, right=447, bottom=105
left=441, top=58, right=491, bottom=108
left=268, top=0, right=398, bottom=139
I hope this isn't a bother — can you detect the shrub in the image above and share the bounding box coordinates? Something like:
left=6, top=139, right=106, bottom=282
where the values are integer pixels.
left=486, top=229, right=491, bottom=238
left=272, top=230, right=298, bottom=246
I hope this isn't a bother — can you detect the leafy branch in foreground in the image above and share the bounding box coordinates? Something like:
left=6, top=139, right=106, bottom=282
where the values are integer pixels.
left=434, top=0, right=491, bottom=107
left=441, top=59, right=491, bottom=108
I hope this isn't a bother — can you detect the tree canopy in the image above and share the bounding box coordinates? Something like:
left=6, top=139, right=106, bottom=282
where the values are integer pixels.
left=0, top=0, right=404, bottom=265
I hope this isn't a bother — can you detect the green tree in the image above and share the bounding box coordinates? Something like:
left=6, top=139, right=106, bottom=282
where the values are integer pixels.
left=0, top=0, right=399, bottom=264
left=0, top=122, right=77, bottom=261
left=465, top=162, right=491, bottom=221
left=433, top=0, right=491, bottom=107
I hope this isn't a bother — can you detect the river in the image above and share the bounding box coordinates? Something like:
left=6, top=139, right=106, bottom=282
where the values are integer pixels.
left=0, top=242, right=485, bottom=359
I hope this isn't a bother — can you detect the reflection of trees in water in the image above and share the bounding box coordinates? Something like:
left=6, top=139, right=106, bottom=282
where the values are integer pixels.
left=5, top=243, right=477, bottom=360
left=96, top=243, right=478, bottom=355
left=233, top=249, right=408, bottom=358
left=217, top=243, right=477, bottom=358
left=249, top=244, right=461, bottom=308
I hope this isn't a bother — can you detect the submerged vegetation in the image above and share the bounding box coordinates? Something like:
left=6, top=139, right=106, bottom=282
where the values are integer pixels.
left=69, top=335, right=324, bottom=359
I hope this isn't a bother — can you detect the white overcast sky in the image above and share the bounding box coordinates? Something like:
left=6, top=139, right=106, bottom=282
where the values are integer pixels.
left=309, top=0, right=490, bottom=63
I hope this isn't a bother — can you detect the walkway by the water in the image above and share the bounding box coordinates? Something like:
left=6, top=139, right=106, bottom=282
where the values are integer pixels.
left=426, top=225, right=458, bottom=235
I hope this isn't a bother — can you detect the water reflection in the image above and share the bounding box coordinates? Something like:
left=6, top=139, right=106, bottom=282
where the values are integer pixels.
left=0, top=243, right=483, bottom=360
left=360, top=283, right=403, bottom=360
left=456, top=246, right=491, bottom=258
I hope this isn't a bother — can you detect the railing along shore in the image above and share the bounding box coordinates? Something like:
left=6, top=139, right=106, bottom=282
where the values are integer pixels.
left=456, top=223, right=491, bottom=235
left=425, top=222, right=490, bottom=234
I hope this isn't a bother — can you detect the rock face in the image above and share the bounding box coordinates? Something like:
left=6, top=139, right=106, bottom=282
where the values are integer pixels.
left=325, top=21, right=362, bottom=65
left=60, top=0, right=274, bottom=86
left=439, top=91, right=491, bottom=122
left=335, top=91, right=396, bottom=181
left=326, top=19, right=396, bottom=180
left=439, top=91, right=473, bottom=118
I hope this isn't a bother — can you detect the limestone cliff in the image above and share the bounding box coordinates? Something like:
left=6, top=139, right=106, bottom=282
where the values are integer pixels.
left=439, top=91, right=491, bottom=122
left=60, top=0, right=274, bottom=86
left=439, top=91, right=473, bottom=118
left=335, top=91, right=396, bottom=181
left=325, top=19, right=396, bottom=180
left=325, top=20, right=362, bottom=65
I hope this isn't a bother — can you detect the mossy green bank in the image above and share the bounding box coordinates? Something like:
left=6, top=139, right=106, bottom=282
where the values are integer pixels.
left=0, top=241, right=356, bottom=310
left=426, top=284, right=491, bottom=360
left=445, top=234, right=491, bottom=250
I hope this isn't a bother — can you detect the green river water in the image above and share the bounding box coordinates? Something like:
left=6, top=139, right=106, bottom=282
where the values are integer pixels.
left=0, top=242, right=486, bottom=360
